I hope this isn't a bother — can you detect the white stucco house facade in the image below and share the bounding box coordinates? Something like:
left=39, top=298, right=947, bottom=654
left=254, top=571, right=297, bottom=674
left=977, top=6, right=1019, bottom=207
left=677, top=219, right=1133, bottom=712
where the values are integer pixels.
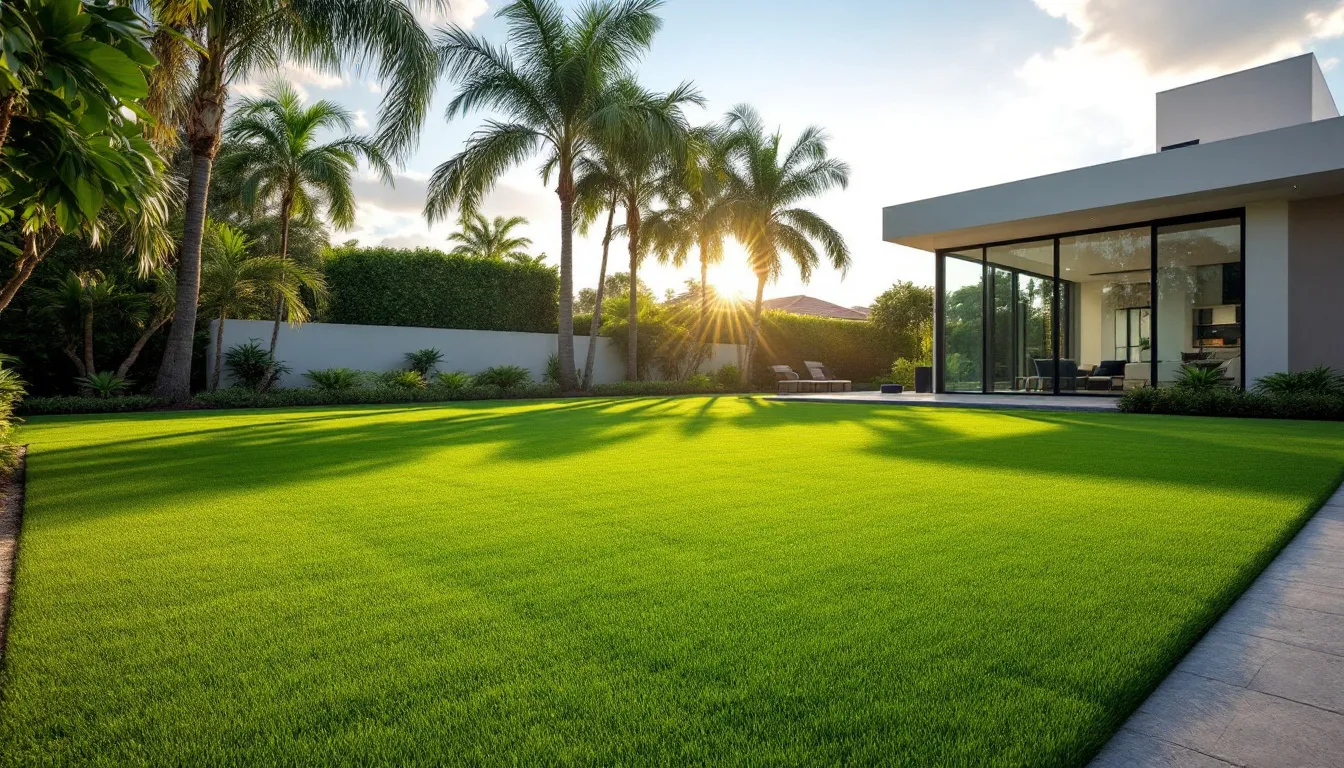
left=884, top=53, right=1344, bottom=396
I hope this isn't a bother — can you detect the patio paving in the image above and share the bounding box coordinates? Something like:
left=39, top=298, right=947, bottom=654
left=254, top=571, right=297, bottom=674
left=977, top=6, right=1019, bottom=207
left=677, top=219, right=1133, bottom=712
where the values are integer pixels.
left=770, top=391, right=1120, bottom=412
left=1089, top=487, right=1344, bottom=768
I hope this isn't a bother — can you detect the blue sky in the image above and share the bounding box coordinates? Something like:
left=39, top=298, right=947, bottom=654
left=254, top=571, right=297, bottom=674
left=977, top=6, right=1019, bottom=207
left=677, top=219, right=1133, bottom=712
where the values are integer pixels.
left=237, top=0, right=1344, bottom=307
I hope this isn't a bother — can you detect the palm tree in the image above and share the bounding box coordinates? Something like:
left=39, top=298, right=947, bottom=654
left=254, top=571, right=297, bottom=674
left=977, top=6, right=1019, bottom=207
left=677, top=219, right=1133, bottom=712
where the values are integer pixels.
left=148, top=0, right=443, bottom=402
left=720, top=105, right=852, bottom=385
left=115, top=267, right=178, bottom=380
left=198, top=222, right=316, bottom=391
left=214, top=82, right=360, bottom=360
left=448, top=214, right=534, bottom=261
left=573, top=80, right=700, bottom=380
left=575, top=186, right=619, bottom=390
left=37, top=271, right=141, bottom=381
left=425, top=0, right=682, bottom=391
left=644, top=126, right=730, bottom=343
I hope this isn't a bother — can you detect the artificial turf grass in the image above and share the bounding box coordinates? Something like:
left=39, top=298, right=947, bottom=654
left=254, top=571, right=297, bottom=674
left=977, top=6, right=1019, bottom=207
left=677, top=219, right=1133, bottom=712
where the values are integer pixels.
left=2, top=399, right=1343, bottom=766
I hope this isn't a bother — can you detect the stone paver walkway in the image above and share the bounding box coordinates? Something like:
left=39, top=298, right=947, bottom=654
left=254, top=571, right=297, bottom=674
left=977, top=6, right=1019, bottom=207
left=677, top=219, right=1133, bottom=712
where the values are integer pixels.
left=771, top=391, right=1120, bottom=412
left=1090, top=485, right=1344, bottom=768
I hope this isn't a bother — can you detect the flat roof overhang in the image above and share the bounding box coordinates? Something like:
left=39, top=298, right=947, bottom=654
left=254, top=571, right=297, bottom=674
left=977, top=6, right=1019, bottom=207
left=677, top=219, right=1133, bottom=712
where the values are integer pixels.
left=884, top=115, right=1344, bottom=252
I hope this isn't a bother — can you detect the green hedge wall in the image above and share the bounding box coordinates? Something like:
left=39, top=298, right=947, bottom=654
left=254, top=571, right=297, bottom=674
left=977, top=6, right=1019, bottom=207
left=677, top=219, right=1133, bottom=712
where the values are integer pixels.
left=322, top=247, right=559, bottom=333
left=754, top=311, right=906, bottom=383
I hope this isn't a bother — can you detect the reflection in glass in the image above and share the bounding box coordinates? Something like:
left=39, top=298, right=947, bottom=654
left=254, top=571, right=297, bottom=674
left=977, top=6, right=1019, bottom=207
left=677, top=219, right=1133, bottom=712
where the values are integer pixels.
left=1156, top=218, right=1242, bottom=389
left=942, top=252, right=983, bottom=392
left=986, top=241, right=1053, bottom=393
left=1058, top=227, right=1150, bottom=393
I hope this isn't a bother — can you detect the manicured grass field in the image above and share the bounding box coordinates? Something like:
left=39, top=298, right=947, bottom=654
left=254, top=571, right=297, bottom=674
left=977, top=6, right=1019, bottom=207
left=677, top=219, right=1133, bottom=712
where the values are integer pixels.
left=2, top=398, right=1343, bottom=766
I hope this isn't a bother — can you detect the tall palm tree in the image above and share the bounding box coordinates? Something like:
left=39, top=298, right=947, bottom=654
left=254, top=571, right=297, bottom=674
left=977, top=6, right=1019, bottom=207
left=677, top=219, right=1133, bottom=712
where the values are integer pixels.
left=448, top=214, right=534, bottom=260
left=425, top=0, right=681, bottom=391
left=214, top=82, right=361, bottom=359
left=148, top=0, right=443, bottom=402
left=644, top=126, right=730, bottom=343
left=720, top=105, right=852, bottom=385
left=573, top=80, right=700, bottom=380
left=115, top=267, right=178, bottom=380
left=575, top=184, right=619, bottom=390
left=198, top=222, right=316, bottom=390
left=37, top=271, right=141, bottom=380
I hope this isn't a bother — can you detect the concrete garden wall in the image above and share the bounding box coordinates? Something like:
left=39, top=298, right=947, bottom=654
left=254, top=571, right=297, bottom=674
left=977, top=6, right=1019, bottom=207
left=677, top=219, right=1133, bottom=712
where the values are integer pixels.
left=207, top=319, right=747, bottom=389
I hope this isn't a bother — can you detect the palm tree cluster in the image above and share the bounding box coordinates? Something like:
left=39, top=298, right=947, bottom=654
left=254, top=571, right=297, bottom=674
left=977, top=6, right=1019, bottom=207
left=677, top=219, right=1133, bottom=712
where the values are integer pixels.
left=429, top=0, right=850, bottom=389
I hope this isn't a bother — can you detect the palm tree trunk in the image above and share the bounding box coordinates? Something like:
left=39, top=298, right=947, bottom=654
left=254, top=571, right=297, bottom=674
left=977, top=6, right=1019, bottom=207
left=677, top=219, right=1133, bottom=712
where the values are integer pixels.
left=626, top=207, right=640, bottom=382
left=211, top=309, right=226, bottom=391
left=115, top=317, right=170, bottom=380
left=556, top=174, right=579, bottom=392
left=582, top=196, right=618, bottom=390
left=82, top=305, right=96, bottom=376
left=62, top=347, right=87, bottom=378
left=268, top=196, right=294, bottom=358
left=153, top=57, right=226, bottom=402
left=742, top=273, right=767, bottom=387
left=698, top=246, right=709, bottom=341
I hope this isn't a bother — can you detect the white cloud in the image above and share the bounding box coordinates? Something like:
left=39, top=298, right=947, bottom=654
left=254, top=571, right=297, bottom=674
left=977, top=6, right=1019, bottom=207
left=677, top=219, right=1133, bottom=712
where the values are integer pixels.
left=418, top=0, right=489, bottom=28
left=233, top=63, right=349, bottom=101
left=352, top=109, right=370, bottom=130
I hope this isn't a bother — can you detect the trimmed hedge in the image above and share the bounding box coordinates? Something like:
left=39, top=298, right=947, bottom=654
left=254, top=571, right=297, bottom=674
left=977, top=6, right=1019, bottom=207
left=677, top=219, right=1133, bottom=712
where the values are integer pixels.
left=322, top=247, right=559, bottom=332
left=1118, top=387, right=1344, bottom=421
left=19, top=395, right=167, bottom=416
left=753, top=311, right=907, bottom=384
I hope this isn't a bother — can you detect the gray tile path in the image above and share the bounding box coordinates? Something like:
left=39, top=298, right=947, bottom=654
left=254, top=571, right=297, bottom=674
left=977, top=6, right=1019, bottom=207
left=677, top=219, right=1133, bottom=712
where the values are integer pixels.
left=1090, top=491, right=1344, bottom=768
left=770, top=391, right=1120, bottom=412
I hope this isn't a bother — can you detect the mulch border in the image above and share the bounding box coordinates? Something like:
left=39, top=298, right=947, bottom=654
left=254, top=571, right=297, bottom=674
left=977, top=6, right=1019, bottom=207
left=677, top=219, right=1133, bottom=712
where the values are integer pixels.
left=0, top=446, right=28, bottom=668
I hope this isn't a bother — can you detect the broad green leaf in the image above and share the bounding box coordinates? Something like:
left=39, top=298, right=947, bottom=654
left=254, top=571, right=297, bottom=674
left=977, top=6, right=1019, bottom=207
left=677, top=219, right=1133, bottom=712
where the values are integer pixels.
left=64, top=40, right=148, bottom=99
left=73, top=176, right=104, bottom=220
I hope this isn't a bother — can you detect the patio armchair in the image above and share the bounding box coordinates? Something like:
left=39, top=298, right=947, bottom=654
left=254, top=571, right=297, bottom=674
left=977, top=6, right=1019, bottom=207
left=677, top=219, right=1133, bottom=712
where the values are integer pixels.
left=772, top=365, right=828, bottom=394
left=1030, top=359, right=1082, bottom=392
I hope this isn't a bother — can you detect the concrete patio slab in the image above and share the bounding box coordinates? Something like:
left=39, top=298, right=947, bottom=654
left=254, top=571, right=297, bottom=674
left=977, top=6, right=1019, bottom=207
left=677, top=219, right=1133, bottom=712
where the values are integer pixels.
left=1090, top=482, right=1344, bottom=768
left=769, top=391, right=1120, bottom=412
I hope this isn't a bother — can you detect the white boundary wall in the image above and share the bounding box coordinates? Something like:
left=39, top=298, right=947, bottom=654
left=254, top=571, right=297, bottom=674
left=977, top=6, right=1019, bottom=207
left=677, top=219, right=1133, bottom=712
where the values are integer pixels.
left=207, top=319, right=746, bottom=389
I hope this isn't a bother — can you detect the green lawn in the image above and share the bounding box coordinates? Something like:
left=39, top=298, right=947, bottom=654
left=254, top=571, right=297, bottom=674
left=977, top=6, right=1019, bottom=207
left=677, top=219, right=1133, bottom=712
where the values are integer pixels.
left=2, top=398, right=1343, bottom=766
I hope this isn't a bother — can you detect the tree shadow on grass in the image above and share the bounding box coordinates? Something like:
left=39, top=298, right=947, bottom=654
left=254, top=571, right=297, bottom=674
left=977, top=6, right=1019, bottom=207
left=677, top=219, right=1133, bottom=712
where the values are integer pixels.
left=23, top=397, right=1344, bottom=530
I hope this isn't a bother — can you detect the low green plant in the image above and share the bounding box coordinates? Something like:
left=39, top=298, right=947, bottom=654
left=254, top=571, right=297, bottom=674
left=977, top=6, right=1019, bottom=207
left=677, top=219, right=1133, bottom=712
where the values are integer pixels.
left=543, top=354, right=581, bottom=387
left=380, top=370, right=428, bottom=390
left=590, top=380, right=718, bottom=397
left=888, top=358, right=930, bottom=391
left=1254, top=365, right=1344, bottom=397
left=714, top=365, right=741, bottom=391
left=474, top=365, right=533, bottom=390
left=1173, top=365, right=1229, bottom=393
left=433, top=371, right=473, bottom=391
left=305, top=369, right=365, bottom=391
left=405, top=349, right=445, bottom=377
left=686, top=373, right=713, bottom=389
left=78, top=372, right=133, bottom=399
left=225, top=341, right=290, bottom=392
left=18, top=396, right=163, bottom=416
left=1117, top=385, right=1344, bottom=421
left=0, top=357, right=26, bottom=471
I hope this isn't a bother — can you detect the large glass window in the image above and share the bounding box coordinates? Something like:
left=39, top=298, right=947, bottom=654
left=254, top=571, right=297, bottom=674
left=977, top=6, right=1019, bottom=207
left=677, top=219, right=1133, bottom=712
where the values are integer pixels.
left=1156, top=218, right=1243, bottom=389
left=986, top=241, right=1054, bottom=393
left=1058, top=227, right=1150, bottom=393
left=942, top=251, right=983, bottom=392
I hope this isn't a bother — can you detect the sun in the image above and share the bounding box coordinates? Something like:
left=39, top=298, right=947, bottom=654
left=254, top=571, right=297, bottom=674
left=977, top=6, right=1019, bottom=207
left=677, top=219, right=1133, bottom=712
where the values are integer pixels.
left=707, top=244, right=760, bottom=300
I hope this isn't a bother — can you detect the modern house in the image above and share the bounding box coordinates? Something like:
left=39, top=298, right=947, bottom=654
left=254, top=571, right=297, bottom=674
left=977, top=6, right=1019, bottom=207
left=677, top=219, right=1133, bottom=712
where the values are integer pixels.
left=883, top=53, right=1344, bottom=396
left=760, top=295, right=871, bottom=320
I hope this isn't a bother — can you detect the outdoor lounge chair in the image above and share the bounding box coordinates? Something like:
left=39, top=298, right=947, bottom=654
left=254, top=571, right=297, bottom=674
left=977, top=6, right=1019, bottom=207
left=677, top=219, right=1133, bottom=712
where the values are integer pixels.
left=803, top=361, right=852, bottom=393
left=771, top=365, right=835, bottom=394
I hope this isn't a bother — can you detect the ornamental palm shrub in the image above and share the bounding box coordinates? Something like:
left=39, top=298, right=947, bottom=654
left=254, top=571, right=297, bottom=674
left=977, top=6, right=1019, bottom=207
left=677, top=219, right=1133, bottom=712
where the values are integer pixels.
left=380, top=370, right=428, bottom=390
left=1175, top=365, right=1230, bottom=392
left=404, top=349, right=444, bottom=377
left=224, top=341, right=288, bottom=392
left=304, top=368, right=364, bottom=391
left=77, top=372, right=131, bottom=398
left=1254, top=365, right=1344, bottom=396
left=0, top=357, right=26, bottom=470
left=433, top=371, right=472, bottom=392
left=474, top=365, right=533, bottom=390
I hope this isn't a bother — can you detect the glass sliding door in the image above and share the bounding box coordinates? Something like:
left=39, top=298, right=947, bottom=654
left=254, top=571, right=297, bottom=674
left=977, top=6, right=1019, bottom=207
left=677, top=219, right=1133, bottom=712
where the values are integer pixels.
left=1155, top=218, right=1243, bottom=389
left=986, top=241, right=1054, bottom=393
left=942, top=250, right=984, bottom=392
left=1058, top=227, right=1150, bottom=393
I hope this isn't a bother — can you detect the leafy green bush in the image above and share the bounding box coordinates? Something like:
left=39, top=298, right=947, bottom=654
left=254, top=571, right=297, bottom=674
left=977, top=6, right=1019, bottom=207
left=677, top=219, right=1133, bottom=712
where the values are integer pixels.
left=1174, top=365, right=1229, bottom=393
left=194, top=384, right=563, bottom=410
left=713, top=365, right=741, bottom=390
left=304, top=368, right=364, bottom=391
left=433, top=371, right=473, bottom=391
left=888, top=358, right=930, bottom=391
left=380, top=370, right=428, bottom=390
left=751, top=311, right=909, bottom=385
left=474, top=365, right=533, bottom=389
left=225, top=340, right=289, bottom=391
left=1118, top=386, right=1344, bottom=421
left=686, top=373, right=713, bottom=389
left=0, top=359, right=26, bottom=470
left=404, top=348, right=444, bottom=377
left=322, top=247, right=559, bottom=332
left=543, top=353, right=582, bottom=386
left=1253, top=365, right=1344, bottom=397
left=78, top=372, right=132, bottom=398
left=19, top=395, right=164, bottom=416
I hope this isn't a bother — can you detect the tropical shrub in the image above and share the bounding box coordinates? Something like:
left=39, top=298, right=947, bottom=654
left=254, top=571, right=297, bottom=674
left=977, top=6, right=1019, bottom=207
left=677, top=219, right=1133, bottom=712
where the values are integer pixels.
left=726, top=310, right=910, bottom=385
left=1174, top=365, right=1229, bottom=393
left=322, top=247, right=559, bottom=333
left=193, top=383, right=563, bottom=410
left=1118, top=385, right=1344, bottom=421
left=405, top=348, right=444, bottom=377
left=888, top=358, right=931, bottom=391
left=714, top=365, right=742, bottom=391
left=686, top=373, right=713, bottom=389
left=1253, top=366, right=1344, bottom=397
left=0, top=358, right=26, bottom=470
left=433, top=371, right=473, bottom=391
left=78, top=372, right=131, bottom=398
left=474, top=365, right=533, bottom=390
left=380, top=370, right=428, bottom=390
left=224, top=341, right=289, bottom=391
left=18, top=395, right=162, bottom=416
left=305, top=368, right=364, bottom=391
